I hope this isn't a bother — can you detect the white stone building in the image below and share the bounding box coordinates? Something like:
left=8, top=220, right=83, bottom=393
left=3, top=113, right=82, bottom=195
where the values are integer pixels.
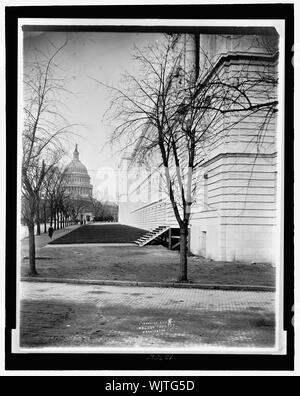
left=118, top=29, right=280, bottom=264
left=64, top=145, right=93, bottom=198
left=64, top=145, right=94, bottom=221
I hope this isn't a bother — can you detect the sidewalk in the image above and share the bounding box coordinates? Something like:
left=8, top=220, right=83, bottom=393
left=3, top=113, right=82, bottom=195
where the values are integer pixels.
left=20, top=281, right=276, bottom=348
left=21, top=276, right=275, bottom=292
left=21, top=224, right=81, bottom=258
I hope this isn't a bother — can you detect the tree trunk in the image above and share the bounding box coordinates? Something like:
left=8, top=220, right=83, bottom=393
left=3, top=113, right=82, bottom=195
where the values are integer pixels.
left=36, top=220, right=40, bottom=235
left=178, top=224, right=188, bottom=282
left=28, top=223, right=38, bottom=276
left=36, top=199, right=41, bottom=236
left=43, top=204, right=47, bottom=233
left=50, top=208, right=53, bottom=227
left=54, top=211, right=57, bottom=230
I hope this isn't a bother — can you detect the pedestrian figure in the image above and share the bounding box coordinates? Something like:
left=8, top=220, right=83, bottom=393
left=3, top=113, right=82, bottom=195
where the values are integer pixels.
left=48, top=226, right=54, bottom=239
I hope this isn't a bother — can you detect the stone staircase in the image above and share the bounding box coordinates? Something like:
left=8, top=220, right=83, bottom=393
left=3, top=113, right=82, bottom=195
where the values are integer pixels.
left=134, top=225, right=170, bottom=247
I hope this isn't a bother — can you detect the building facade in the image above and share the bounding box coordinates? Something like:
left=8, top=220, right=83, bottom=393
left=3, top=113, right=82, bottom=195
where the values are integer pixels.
left=118, top=30, right=280, bottom=264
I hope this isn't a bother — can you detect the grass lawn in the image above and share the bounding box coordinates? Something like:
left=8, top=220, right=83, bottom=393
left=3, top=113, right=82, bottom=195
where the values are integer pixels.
left=49, top=224, right=147, bottom=244
left=21, top=244, right=275, bottom=287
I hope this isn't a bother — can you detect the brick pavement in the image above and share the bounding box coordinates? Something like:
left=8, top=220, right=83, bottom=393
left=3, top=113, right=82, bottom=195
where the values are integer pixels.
left=21, top=282, right=275, bottom=312
left=20, top=281, right=276, bottom=348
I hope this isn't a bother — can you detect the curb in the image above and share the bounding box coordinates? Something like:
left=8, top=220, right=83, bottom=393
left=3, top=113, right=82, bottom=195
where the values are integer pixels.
left=20, top=277, right=275, bottom=292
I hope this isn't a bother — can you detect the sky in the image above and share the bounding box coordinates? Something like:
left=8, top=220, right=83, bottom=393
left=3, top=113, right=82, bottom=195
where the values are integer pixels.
left=23, top=31, right=162, bottom=201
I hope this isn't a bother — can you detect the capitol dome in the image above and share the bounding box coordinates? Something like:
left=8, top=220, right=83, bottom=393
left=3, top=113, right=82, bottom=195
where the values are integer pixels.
left=64, top=145, right=93, bottom=197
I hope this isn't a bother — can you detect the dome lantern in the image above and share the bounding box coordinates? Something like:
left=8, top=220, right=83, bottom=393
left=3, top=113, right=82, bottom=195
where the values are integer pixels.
left=73, top=144, right=79, bottom=161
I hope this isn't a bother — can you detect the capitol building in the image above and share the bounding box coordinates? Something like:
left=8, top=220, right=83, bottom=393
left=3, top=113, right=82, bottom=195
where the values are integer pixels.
left=64, top=145, right=93, bottom=198
left=64, top=145, right=93, bottom=222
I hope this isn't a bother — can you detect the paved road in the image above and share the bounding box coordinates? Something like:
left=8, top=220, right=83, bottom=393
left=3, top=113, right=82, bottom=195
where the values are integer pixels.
left=20, top=281, right=276, bottom=349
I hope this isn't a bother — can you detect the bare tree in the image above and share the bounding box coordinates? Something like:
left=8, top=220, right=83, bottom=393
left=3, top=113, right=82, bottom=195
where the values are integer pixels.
left=101, top=33, right=278, bottom=281
left=67, top=198, right=89, bottom=222
left=43, top=166, right=68, bottom=229
left=89, top=196, right=104, bottom=219
left=22, top=40, right=71, bottom=275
